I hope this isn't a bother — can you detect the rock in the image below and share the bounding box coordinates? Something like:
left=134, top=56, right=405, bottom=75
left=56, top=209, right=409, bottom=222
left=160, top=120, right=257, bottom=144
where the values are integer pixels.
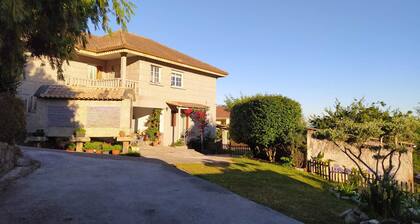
left=361, top=219, right=380, bottom=224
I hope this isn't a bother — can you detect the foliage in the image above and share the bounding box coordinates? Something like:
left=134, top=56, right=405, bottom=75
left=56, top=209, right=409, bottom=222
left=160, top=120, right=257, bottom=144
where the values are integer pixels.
left=112, top=144, right=122, bottom=151
left=229, top=94, right=305, bottom=162
left=310, top=99, right=418, bottom=221
left=186, top=109, right=210, bottom=151
left=360, top=177, right=420, bottom=222
left=0, top=0, right=135, bottom=94
left=177, top=157, right=353, bottom=224
left=171, top=139, right=185, bottom=147
left=310, top=99, right=417, bottom=181
left=102, top=143, right=113, bottom=152
left=0, top=94, right=26, bottom=144
left=74, top=128, right=86, bottom=137
left=83, top=141, right=102, bottom=150
left=66, top=143, right=76, bottom=150
left=279, top=157, right=294, bottom=167
left=145, top=109, right=162, bottom=141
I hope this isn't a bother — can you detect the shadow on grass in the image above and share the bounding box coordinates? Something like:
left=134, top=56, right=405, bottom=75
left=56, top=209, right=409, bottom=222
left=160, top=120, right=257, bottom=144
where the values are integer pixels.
left=183, top=159, right=353, bottom=224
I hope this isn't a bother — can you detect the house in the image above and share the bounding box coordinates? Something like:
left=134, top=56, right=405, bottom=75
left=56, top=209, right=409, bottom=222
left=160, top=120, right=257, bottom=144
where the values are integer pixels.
left=216, top=106, right=230, bottom=144
left=216, top=105, right=230, bottom=127
left=18, top=30, right=228, bottom=146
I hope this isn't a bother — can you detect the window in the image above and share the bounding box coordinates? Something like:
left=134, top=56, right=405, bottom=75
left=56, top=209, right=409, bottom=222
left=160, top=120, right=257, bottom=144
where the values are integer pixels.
left=150, top=65, right=161, bottom=84
left=88, top=65, right=97, bottom=80
left=171, top=72, right=183, bottom=88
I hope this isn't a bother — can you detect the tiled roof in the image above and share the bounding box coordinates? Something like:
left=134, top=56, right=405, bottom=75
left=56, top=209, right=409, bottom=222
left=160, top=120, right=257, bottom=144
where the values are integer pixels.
left=34, top=85, right=134, bottom=101
left=78, top=30, right=228, bottom=76
left=216, top=106, right=230, bottom=119
left=167, top=101, right=208, bottom=110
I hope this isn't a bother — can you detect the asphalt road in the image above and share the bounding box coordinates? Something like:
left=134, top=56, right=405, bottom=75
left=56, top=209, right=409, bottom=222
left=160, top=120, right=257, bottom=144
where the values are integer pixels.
left=0, top=147, right=301, bottom=224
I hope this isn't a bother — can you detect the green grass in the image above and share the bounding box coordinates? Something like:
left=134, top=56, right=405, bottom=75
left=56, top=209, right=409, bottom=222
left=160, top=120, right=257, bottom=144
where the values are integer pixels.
left=177, top=158, right=353, bottom=224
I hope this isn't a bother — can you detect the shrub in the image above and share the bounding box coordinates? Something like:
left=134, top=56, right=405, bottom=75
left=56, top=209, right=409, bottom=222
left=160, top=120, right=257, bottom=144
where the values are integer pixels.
left=102, top=143, right=113, bottom=151
left=83, top=142, right=102, bottom=150
left=33, top=129, right=45, bottom=137
left=171, top=139, right=185, bottom=147
left=66, top=143, right=76, bottom=150
left=145, top=109, right=162, bottom=141
left=0, top=93, right=26, bottom=144
left=74, top=128, right=86, bottom=137
left=229, top=94, right=305, bottom=162
left=112, top=144, right=122, bottom=151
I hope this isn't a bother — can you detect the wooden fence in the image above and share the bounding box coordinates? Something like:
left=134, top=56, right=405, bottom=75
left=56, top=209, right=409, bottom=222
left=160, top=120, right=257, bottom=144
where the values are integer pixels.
left=213, top=143, right=251, bottom=155
left=307, top=160, right=415, bottom=193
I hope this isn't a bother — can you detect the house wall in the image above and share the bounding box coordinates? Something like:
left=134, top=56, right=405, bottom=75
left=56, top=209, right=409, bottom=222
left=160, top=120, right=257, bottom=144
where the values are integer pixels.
left=27, top=98, right=132, bottom=137
left=306, top=130, right=414, bottom=183
left=19, top=54, right=219, bottom=146
left=131, top=57, right=217, bottom=145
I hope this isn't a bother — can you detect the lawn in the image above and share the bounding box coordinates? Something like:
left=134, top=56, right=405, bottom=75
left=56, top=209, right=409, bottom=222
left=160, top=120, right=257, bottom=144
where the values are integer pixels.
left=176, top=158, right=353, bottom=224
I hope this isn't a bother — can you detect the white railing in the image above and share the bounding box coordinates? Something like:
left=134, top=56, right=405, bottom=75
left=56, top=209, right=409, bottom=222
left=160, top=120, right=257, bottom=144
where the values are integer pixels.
left=64, top=76, right=139, bottom=93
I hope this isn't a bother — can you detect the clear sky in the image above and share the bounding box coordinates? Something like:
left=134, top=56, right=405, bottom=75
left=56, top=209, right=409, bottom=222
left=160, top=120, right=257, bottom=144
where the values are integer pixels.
left=92, top=0, right=420, bottom=117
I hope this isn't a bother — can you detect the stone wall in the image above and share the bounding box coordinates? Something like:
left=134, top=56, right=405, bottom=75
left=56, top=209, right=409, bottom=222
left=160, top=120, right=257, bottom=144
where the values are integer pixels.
left=307, top=130, right=414, bottom=183
left=0, top=142, right=21, bottom=175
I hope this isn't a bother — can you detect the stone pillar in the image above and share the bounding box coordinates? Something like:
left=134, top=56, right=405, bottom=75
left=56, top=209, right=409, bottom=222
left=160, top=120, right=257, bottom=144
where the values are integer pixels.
left=222, top=129, right=229, bottom=145
left=120, top=52, right=127, bottom=86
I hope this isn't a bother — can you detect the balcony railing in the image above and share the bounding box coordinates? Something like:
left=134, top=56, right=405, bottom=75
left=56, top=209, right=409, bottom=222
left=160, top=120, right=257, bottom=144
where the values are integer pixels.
left=64, top=76, right=139, bottom=94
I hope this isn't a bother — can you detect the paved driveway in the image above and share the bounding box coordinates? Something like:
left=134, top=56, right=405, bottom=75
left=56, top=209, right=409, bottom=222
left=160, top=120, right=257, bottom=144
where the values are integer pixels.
left=0, top=147, right=300, bottom=224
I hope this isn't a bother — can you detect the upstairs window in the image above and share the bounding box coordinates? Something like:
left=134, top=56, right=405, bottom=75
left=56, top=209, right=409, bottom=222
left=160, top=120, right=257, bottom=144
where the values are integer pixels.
left=171, top=72, right=183, bottom=88
left=150, top=65, right=161, bottom=84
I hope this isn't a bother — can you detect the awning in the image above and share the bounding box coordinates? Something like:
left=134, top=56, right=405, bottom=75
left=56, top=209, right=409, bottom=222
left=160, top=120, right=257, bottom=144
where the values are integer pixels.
left=166, top=101, right=208, bottom=111
left=34, top=85, right=135, bottom=101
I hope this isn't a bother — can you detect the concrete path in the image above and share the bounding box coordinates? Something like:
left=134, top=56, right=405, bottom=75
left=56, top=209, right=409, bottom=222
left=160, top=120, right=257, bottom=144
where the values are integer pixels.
left=139, top=145, right=232, bottom=165
left=0, top=147, right=301, bottom=224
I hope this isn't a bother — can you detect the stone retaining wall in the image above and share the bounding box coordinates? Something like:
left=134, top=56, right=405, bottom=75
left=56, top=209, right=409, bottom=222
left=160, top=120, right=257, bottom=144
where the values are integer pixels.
left=0, top=142, right=21, bottom=175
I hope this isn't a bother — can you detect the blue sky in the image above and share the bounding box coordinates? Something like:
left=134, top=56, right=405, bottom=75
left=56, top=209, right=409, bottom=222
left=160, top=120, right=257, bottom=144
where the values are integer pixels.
left=92, top=0, right=420, bottom=117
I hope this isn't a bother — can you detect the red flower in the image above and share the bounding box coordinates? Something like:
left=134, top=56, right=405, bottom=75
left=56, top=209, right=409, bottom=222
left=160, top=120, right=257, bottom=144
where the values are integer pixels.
left=184, top=108, right=193, bottom=117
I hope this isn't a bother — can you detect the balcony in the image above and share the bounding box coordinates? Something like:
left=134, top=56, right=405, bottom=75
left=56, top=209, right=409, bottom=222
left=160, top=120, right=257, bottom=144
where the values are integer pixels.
left=64, top=76, right=139, bottom=94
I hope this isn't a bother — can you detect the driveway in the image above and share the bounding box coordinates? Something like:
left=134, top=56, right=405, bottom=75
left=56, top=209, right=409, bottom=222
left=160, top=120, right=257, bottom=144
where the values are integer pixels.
left=138, top=146, right=232, bottom=165
left=0, top=147, right=301, bottom=224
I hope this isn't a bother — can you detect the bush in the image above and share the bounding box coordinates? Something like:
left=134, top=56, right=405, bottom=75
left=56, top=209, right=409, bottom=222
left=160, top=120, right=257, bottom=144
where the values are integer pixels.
left=83, top=142, right=102, bottom=150
left=74, top=128, right=86, bottom=137
left=0, top=94, right=26, bottom=144
left=112, top=144, right=122, bottom=151
left=66, top=143, right=76, bottom=150
left=102, top=143, right=113, bottom=151
left=229, top=94, right=305, bottom=162
left=171, top=139, right=185, bottom=147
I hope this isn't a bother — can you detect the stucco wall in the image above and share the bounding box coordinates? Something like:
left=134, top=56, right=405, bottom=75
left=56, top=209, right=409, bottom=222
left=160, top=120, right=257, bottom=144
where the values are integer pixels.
left=28, top=99, right=132, bottom=137
left=307, top=130, right=414, bottom=183
left=0, top=143, right=21, bottom=175
left=18, top=54, right=219, bottom=145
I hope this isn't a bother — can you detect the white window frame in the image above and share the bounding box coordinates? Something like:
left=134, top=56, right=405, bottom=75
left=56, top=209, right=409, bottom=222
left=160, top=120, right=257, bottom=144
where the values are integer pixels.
left=150, top=65, right=161, bottom=84
left=171, top=71, right=183, bottom=88
left=88, top=65, right=97, bottom=80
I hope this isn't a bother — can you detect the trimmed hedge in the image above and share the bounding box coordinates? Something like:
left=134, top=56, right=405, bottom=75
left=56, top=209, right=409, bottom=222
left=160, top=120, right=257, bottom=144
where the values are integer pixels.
left=229, top=94, right=304, bottom=162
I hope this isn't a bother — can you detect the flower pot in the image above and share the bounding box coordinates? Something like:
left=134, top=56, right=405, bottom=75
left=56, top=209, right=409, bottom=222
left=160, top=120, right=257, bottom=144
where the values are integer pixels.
left=85, top=149, right=94, bottom=153
left=112, top=149, right=121, bottom=155
left=95, top=150, right=102, bottom=154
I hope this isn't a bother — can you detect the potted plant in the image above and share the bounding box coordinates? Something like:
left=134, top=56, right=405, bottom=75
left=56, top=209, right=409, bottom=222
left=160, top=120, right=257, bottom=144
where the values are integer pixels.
left=83, top=142, right=95, bottom=153
left=75, top=128, right=86, bottom=138
left=102, top=143, right=112, bottom=155
left=92, top=142, right=103, bottom=154
left=112, top=144, right=122, bottom=155
left=66, top=143, right=76, bottom=152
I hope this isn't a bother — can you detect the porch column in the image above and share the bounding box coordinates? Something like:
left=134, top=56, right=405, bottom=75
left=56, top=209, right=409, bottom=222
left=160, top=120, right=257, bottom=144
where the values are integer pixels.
left=120, top=52, right=127, bottom=86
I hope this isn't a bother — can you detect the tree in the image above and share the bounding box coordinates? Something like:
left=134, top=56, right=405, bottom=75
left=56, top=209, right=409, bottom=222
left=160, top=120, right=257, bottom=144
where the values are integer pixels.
left=310, top=99, right=417, bottom=181
left=310, top=99, right=420, bottom=220
left=229, top=94, right=305, bottom=162
left=0, top=0, right=135, bottom=94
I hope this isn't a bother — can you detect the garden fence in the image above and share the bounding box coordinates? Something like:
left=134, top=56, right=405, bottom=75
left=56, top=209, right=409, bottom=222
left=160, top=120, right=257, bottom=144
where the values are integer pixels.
left=306, top=159, right=415, bottom=193
left=213, top=143, right=251, bottom=155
